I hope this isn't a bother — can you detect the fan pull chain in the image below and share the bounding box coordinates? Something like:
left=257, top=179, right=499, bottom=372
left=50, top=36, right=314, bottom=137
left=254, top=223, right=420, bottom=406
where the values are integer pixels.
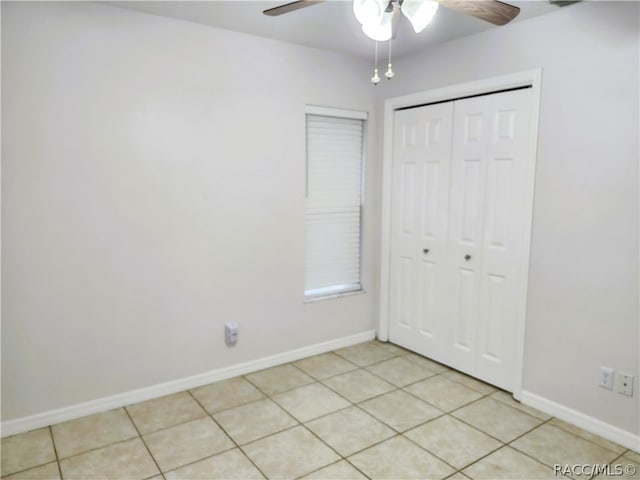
left=371, top=41, right=381, bottom=85
left=385, top=35, right=394, bottom=80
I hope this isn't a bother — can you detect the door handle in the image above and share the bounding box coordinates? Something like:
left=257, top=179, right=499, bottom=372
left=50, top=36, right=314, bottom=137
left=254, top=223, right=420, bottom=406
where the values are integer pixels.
left=464, top=254, right=471, bottom=261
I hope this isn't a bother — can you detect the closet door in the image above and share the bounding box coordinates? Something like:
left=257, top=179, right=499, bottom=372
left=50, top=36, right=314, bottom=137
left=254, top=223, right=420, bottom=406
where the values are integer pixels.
left=388, top=88, right=533, bottom=392
left=448, top=89, right=532, bottom=390
left=388, top=103, right=453, bottom=357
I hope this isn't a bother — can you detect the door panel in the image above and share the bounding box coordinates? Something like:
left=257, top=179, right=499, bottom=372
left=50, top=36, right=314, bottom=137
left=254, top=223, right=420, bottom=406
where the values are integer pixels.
left=447, top=98, right=488, bottom=370
left=461, top=158, right=483, bottom=244
left=483, top=273, right=506, bottom=361
left=423, top=163, right=440, bottom=238
left=400, top=163, right=416, bottom=235
left=485, top=158, right=513, bottom=249
left=389, top=103, right=454, bottom=356
left=476, top=90, right=532, bottom=389
left=398, top=257, right=414, bottom=328
left=454, top=267, right=475, bottom=351
left=419, top=259, right=436, bottom=336
left=451, top=89, right=531, bottom=390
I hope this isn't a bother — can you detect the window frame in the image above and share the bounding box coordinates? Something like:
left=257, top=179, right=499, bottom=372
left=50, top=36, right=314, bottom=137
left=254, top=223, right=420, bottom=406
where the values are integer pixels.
left=304, top=105, right=368, bottom=301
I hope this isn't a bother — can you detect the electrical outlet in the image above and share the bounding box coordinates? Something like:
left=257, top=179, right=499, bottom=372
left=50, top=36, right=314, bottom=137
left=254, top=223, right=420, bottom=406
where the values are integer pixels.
left=615, top=372, right=634, bottom=397
left=599, top=367, right=614, bottom=390
left=225, top=322, right=239, bottom=345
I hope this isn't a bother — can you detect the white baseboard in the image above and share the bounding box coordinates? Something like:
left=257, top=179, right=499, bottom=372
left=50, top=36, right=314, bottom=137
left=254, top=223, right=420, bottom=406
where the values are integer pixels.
left=521, top=390, right=640, bottom=452
left=1, top=330, right=377, bottom=438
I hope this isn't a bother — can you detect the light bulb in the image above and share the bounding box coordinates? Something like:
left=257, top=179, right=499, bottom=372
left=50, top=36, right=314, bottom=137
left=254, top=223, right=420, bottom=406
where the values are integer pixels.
left=401, top=0, right=438, bottom=33
left=361, top=10, right=393, bottom=42
left=353, top=0, right=386, bottom=26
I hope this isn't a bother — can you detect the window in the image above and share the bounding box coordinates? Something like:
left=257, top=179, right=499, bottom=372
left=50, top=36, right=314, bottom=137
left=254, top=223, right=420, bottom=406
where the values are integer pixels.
left=304, top=106, right=367, bottom=299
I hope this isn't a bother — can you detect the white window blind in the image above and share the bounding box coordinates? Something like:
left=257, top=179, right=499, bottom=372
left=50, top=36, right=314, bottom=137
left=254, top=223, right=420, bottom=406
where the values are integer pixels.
left=305, top=111, right=365, bottom=298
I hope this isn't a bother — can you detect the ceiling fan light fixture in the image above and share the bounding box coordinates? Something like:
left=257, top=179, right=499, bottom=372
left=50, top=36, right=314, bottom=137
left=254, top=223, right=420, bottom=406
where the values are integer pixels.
left=266, top=0, right=521, bottom=86
left=400, top=0, right=439, bottom=33
left=353, top=0, right=387, bottom=27
left=361, top=10, right=393, bottom=41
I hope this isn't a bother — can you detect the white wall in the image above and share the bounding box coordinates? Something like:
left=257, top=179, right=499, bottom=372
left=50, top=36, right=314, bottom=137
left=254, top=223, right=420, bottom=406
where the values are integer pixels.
left=1, top=1, right=378, bottom=421
left=377, top=1, right=639, bottom=436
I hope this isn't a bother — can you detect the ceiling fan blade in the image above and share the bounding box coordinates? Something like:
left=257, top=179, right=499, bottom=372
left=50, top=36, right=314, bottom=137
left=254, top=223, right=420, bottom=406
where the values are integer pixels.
left=263, top=0, right=325, bottom=16
left=437, top=0, right=520, bottom=25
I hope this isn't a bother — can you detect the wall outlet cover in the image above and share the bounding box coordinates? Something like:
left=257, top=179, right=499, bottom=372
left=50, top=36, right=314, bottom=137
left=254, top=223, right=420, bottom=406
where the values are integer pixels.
left=599, top=366, right=614, bottom=390
left=225, top=322, right=239, bottom=345
left=615, top=372, right=634, bottom=397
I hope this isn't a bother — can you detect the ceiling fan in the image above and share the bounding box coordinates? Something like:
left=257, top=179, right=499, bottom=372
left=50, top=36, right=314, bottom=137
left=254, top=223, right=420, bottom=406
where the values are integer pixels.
left=264, top=0, right=521, bottom=27
left=263, top=0, right=520, bottom=84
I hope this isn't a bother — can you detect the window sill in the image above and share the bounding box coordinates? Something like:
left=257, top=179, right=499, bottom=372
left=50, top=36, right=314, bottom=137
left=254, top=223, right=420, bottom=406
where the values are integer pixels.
left=304, top=289, right=366, bottom=304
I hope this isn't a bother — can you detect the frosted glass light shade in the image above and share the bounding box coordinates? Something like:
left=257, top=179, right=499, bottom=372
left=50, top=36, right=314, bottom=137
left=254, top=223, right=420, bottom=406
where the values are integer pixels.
left=361, top=10, right=393, bottom=41
left=400, top=0, right=438, bottom=33
left=353, top=0, right=387, bottom=26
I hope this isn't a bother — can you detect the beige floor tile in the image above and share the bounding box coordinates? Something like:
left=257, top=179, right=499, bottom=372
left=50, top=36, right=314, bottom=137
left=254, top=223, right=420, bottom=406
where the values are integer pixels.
left=452, top=397, right=543, bottom=442
left=447, top=473, right=472, bottom=480
left=126, top=391, right=206, bottom=435
left=242, top=426, right=339, bottom=479
left=323, top=369, right=395, bottom=403
left=302, top=460, right=368, bottom=479
left=1, top=428, right=57, bottom=477
left=626, top=451, right=640, bottom=463
left=245, top=364, right=314, bottom=396
left=489, top=390, right=551, bottom=421
left=349, top=436, right=455, bottom=480
left=143, top=416, right=234, bottom=472
left=359, top=389, right=443, bottom=432
left=59, top=437, right=158, bottom=480
left=164, top=448, right=264, bottom=479
left=306, top=406, right=395, bottom=456
left=405, top=415, right=502, bottom=469
left=2, top=462, right=60, bottom=480
left=442, top=371, right=497, bottom=395
left=548, top=418, right=626, bottom=455
left=366, top=356, right=437, bottom=387
left=404, top=376, right=483, bottom=412
left=302, top=460, right=367, bottom=480
left=51, top=409, right=138, bottom=459
left=334, top=341, right=396, bottom=366
left=293, top=352, right=358, bottom=380
left=402, top=352, right=451, bottom=373
left=213, top=398, right=297, bottom=445
left=374, top=341, right=408, bottom=355
left=511, top=424, right=620, bottom=468
left=190, top=376, right=264, bottom=414
left=462, top=446, right=553, bottom=479
left=272, top=382, right=350, bottom=422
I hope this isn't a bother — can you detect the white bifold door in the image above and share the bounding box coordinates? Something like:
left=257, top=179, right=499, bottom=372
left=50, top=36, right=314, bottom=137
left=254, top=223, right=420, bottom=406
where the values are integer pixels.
left=388, top=88, right=533, bottom=392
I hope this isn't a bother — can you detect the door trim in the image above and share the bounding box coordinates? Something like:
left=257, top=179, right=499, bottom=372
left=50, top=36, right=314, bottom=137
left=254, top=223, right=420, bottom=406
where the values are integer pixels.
left=378, top=69, right=542, bottom=400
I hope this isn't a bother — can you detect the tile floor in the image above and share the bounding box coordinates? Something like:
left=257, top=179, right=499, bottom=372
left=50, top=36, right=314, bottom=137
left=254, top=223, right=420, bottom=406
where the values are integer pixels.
left=1, top=340, right=638, bottom=480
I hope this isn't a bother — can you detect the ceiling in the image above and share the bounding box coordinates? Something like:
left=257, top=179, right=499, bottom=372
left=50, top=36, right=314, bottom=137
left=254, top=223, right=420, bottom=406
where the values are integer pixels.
left=109, top=0, right=564, bottom=59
